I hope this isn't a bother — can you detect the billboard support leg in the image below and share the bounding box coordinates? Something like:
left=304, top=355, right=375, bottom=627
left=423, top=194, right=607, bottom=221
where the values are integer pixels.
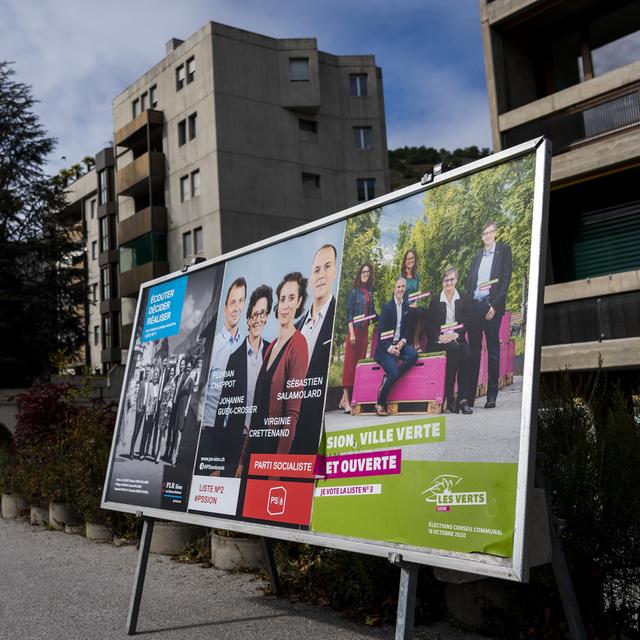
left=261, top=537, right=282, bottom=596
left=536, top=460, right=586, bottom=640
left=390, top=553, right=419, bottom=640
left=126, top=516, right=155, bottom=635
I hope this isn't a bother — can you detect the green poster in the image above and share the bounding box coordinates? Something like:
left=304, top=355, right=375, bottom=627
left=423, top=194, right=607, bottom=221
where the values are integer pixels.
left=311, top=460, right=517, bottom=557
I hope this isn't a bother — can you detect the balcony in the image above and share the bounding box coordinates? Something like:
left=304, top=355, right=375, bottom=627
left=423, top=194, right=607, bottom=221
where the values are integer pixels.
left=502, top=82, right=640, bottom=153
left=116, top=151, right=165, bottom=197
left=119, top=261, right=170, bottom=298
left=114, top=109, right=163, bottom=148
left=118, top=206, right=168, bottom=246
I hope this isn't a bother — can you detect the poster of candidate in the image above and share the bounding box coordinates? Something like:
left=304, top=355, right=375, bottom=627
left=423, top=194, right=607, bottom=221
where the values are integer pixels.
left=311, top=150, right=540, bottom=564
left=188, top=222, right=345, bottom=527
left=104, top=264, right=224, bottom=511
left=103, top=140, right=548, bottom=581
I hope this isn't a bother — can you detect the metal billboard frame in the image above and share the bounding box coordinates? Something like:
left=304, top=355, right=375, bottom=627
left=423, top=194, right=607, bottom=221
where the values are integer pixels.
left=102, top=137, right=551, bottom=583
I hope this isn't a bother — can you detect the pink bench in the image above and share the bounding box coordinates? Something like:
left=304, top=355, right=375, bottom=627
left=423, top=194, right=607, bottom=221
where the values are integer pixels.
left=351, top=352, right=446, bottom=408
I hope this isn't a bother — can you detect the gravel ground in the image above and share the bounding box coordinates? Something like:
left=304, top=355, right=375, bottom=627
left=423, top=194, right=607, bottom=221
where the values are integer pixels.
left=0, top=517, right=490, bottom=640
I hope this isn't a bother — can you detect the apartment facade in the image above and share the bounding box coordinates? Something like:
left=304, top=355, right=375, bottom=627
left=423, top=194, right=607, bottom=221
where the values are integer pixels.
left=65, top=21, right=389, bottom=372
left=481, top=0, right=640, bottom=374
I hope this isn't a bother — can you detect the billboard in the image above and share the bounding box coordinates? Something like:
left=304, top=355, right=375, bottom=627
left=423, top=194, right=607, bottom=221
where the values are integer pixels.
left=103, top=139, right=550, bottom=581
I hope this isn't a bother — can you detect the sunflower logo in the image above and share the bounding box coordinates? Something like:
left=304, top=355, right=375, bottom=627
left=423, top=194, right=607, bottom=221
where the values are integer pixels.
left=421, top=474, right=463, bottom=502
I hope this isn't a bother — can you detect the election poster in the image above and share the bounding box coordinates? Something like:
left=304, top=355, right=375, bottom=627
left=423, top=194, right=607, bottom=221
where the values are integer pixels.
left=104, top=264, right=224, bottom=511
left=103, top=140, right=548, bottom=581
left=188, top=222, right=345, bottom=527
left=311, top=150, right=537, bottom=558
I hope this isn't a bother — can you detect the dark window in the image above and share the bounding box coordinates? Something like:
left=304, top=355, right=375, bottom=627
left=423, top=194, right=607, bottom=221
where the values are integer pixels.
left=357, top=178, right=376, bottom=202
left=299, top=119, right=317, bottom=133
left=149, top=85, right=158, bottom=108
left=302, top=172, right=321, bottom=198
left=191, top=169, right=200, bottom=197
left=178, top=119, right=187, bottom=146
left=353, top=126, right=373, bottom=150
left=186, top=57, right=196, bottom=83
left=194, top=226, right=203, bottom=254
left=182, top=231, right=192, bottom=258
left=188, top=112, right=197, bottom=140
left=176, top=64, right=185, bottom=91
left=180, top=175, right=189, bottom=202
left=140, top=92, right=148, bottom=112
left=97, top=169, right=109, bottom=205
left=99, top=217, right=109, bottom=253
left=102, top=316, right=112, bottom=349
left=289, top=58, right=310, bottom=81
left=132, top=98, right=140, bottom=119
left=94, top=325, right=100, bottom=346
left=91, top=241, right=97, bottom=260
left=89, top=199, right=96, bottom=220
left=100, top=266, right=110, bottom=301
left=350, top=74, right=368, bottom=96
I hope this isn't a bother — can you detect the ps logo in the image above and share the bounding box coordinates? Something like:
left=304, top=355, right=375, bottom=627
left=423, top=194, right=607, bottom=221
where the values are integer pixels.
left=267, top=486, right=287, bottom=516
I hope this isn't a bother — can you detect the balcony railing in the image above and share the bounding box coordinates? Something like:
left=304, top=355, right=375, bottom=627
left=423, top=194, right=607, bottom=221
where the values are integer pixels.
left=542, top=291, right=640, bottom=346
left=503, top=83, right=640, bottom=153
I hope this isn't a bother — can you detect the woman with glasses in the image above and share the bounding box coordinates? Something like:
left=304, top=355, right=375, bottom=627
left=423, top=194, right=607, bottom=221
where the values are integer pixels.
left=427, top=266, right=473, bottom=415
left=340, top=262, right=378, bottom=413
left=237, top=273, right=308, bottom=476
left=212, top=284, right=273, bottom=476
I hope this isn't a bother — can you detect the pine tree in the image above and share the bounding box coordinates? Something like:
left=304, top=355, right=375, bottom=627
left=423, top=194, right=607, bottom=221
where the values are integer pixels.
left=0, top=61, right=84, bottom=386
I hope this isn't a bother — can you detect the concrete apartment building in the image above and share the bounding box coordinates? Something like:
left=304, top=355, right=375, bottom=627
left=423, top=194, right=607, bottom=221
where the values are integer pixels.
left=480, top=0, right=640, bottom=376
left=64, top=21, right=389, bottom=373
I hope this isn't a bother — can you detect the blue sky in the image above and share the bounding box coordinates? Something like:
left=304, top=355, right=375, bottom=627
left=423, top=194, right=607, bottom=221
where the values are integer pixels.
left=1, top=0, right=491, bottom=175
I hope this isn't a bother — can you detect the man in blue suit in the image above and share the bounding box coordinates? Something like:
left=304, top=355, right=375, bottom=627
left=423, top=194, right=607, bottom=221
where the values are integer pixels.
left=374, top=277, right=419, bottom=416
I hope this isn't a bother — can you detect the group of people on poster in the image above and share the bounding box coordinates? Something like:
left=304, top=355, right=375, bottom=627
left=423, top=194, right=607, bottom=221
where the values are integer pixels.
left=197, top=243, right=338, bottom=477
left=340, top=221, right=512, bottom=416
left=125, top=350, right=201, bottom=466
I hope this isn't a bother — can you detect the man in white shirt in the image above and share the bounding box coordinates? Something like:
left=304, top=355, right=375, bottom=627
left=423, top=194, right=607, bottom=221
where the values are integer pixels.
left=201, top=277, right=247, bottom=428
left=293, top=244, right=338, bottom=454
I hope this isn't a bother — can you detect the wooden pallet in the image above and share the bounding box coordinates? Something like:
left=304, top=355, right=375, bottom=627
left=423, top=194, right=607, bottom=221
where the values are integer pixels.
left=498, top=374, right=514, bottom=390
left=476, top=383, right=487, bottom=398
left=352, top=400, right=443, bottom=416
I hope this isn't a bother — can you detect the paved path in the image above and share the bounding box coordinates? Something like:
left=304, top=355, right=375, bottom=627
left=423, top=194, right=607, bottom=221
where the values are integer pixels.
left=0, top=518, right=489, bottom=640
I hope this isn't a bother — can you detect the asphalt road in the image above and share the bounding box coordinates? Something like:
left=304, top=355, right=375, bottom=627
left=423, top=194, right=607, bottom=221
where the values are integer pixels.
left=0, top=518, right=489, bottom=640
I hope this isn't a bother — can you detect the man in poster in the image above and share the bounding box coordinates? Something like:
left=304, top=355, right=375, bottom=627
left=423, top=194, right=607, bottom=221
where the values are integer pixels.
left=199, top=278, right=247, bottom=459
left=213, top=285, right=272, bottom=475
left=374, top=277, right=419, bottom=416
left=294, top=244, right=337, bottom=454
left=466, top=221, right=512, bottom=408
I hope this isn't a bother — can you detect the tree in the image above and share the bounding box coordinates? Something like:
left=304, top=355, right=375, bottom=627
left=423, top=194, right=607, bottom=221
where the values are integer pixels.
left=0, top=62, right=84, bottom=386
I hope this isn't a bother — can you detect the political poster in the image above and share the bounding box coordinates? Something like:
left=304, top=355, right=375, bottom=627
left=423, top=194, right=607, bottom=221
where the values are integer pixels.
left=103, top=139, right=549, bottom=581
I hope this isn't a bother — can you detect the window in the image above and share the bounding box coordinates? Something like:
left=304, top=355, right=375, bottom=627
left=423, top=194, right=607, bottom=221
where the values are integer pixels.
left=178, top=119, right=187, bottom=146
left=191, top=169, right=200, bottom=198
left=102, top=316, right=112, bottom=349
left=119, top=233, right=167, bottom=273
left=93, top=325, right=100, bottom=346
left=91, top=283, right=98, bottom=304
left=353, top=126, right=373, bottom=150
left=180, top=175, right=190, bottom=202
left=289, top=58, right=310, bottom=81
left=350, top=74, right=368, bottom=96
left=182, top=231, right=193, bottom=258
left=186, top=57, right=196, bottom=83
left=89, top=199, right=96, bottom=220
left=176, top=63, right=185, bottom=91
left=99, top=216, right=112, bottom=253
left=357, top=178, right=376, bottom=202
left=91, top=241, right=97, bottom=260
left=194, top=226, right=203, bottom=254
left=98, top=169, right=109, bottom=205
left=302, top=172, right=321, bottom=198
left=101, top=266, right=110, bottom=301
left=299, top=119, right=317, bottom=133
left=132, top=98, right=140, bottom=119
left=150, top=84, right=158, bottom=108
left=188, top=112, right=197, bottom=140
left=140, top=91, right=148, bottom=112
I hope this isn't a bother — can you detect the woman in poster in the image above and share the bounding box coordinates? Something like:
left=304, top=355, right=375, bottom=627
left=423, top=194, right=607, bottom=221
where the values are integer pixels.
left=427, top=266, right=473, bottom=415
left=239, top=272, right=308, bottom=469
left=340, top=262, right=377, bottom=413
left=400, top=249, right=425, bottom=349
